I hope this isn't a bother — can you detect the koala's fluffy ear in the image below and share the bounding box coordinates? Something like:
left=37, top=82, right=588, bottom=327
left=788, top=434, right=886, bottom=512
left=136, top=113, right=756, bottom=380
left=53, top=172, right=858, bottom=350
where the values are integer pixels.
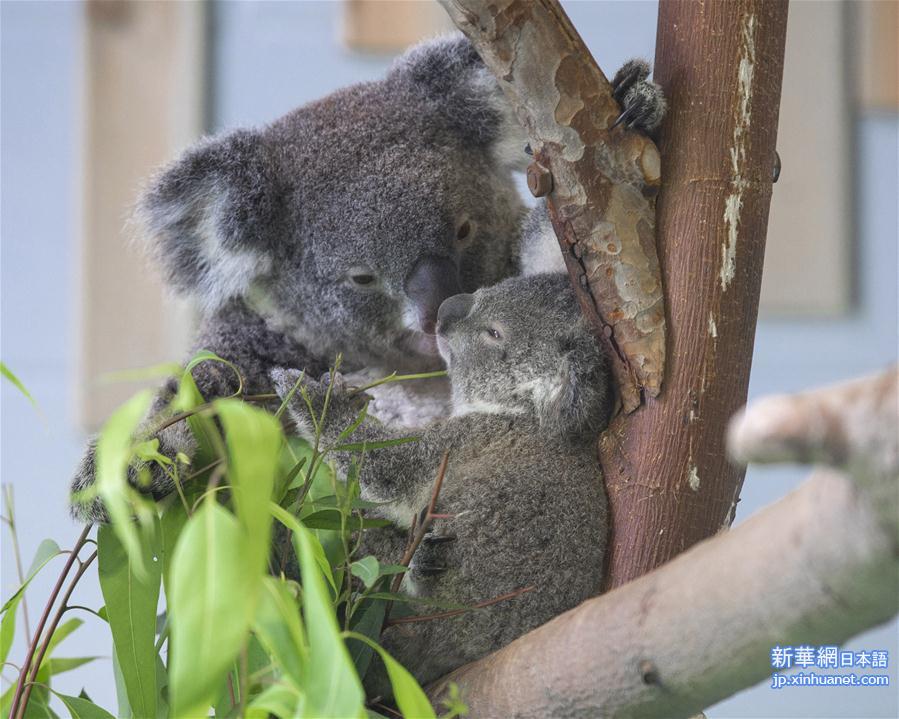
left=538, top=330, right=614, bottom=439
left=391, top=34, right=529, bottom=172
left=139, top=129, right=284, bottom=311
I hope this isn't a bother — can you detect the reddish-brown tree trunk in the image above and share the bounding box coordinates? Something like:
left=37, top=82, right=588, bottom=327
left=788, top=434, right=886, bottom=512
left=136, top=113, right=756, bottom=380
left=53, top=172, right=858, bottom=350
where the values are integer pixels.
left=600, top=0, right=789, bottom=589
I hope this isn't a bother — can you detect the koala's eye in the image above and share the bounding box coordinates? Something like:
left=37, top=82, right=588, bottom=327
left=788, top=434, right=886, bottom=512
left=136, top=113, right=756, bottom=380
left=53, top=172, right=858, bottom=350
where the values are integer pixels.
left=455, top=219, right=476, bottom=247
left=345, top=268, right=379, bottom=289
left=482, top=326, right=504, bottom=343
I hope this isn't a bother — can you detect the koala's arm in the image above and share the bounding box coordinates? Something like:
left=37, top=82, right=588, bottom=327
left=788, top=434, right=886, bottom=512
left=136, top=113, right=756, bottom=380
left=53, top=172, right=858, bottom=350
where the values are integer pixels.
left=272, top=370, right=450, bottom=523
left=70, top=300, right=321, bottom=523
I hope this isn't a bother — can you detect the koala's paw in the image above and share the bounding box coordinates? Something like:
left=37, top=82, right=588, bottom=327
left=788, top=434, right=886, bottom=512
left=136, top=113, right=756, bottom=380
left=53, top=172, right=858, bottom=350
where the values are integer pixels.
left=611, top=58, right=667, bottom=134
left=69, top=443, right=110, bottom=524
left=409, top=530, right=456, bottom=580
left=270, top=368, right=369, bottom=437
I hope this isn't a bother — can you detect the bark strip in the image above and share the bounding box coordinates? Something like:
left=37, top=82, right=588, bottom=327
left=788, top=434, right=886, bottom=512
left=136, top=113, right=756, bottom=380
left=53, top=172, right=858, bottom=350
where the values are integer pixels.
left=440, top=0, right=667, bottom=412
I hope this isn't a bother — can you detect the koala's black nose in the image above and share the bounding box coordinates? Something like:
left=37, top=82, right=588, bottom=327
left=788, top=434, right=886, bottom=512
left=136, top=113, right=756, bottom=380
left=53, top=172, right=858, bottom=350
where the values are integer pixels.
left=436, top=293, right=474, bottom=336
left=405, top=255, right=463, bottom=335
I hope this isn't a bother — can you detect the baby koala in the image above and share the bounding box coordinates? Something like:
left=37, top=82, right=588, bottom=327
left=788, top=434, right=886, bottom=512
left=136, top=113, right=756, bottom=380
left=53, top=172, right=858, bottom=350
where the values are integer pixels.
left=272, top=272, right=613, bottom=692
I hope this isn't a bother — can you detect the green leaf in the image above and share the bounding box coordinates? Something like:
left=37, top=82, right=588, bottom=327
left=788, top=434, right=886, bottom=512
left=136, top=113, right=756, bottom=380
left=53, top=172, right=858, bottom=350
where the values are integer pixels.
left=330, top=436, right=419, bottom=453
left=215, top=399, right=281, bottom=573
left=1, top=361, right=40, bottom=414
left=1, top=592, right=21, bottom=665
left=21, top=690, right=59, bottom=719
left=345, top=632, right=435, bottom=719
left=347, top=599, right=386, bottom=680
left=98, top=523, right=161, bottom=719
left=246, top=683, right=303, bottom=719
left=349, top=556, right=381, bottom=589
left=42, top=656, right=97, bottom=676
left=269, top=503, right=338, bottom=599
left=364, top=593, right=467, bottom=610
left=95, top=390, right=154, bottom=577
left=294, top=523, right=365, bottom=719
left=51, top=692, right=117, bottom=719
left=252, top=577, right=307, bottom=686
left=111, top=643, right=133, bottom=719
left=158, top=501, right=188, bottom=602
left=301, top=509, right=391, bottom=531
left=169, top=502, right=255, bottom=718
left=2, top=539, right=63, bottom=614
left=41, top=617, right=83, bottom=658
left=336, top=402, right=369, bottom=443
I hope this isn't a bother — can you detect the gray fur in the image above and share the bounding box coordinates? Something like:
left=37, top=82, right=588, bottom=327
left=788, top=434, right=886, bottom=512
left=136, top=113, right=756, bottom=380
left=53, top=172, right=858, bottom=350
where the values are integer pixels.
left=272, top=272, right=612, bottom=693
left=70, top=34, right=529, bottom=522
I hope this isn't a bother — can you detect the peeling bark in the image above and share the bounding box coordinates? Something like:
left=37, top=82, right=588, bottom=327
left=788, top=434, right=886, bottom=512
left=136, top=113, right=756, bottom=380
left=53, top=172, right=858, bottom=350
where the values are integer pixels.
left=430, top=369, right=899, bottom=717
left=600, top=0, right=789, bottom=589
left=440, top=0, right=667, bottom=412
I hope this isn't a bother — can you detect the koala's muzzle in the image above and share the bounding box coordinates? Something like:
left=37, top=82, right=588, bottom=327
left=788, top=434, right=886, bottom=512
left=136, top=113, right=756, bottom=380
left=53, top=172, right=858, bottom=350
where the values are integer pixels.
left=436, top=293, right=474, bottom=336
left=405, top=255, right=463, bottom=335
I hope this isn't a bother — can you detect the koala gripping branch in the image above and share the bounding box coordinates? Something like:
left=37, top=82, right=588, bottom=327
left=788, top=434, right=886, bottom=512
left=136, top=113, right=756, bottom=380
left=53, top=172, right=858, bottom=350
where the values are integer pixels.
left=440, top=0, right=666, bottom=412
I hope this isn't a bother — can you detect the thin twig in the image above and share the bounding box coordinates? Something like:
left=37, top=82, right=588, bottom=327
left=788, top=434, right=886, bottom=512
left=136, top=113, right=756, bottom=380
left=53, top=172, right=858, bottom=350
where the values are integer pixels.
left=3, top=487, right=32, bottom=646
left=392, top=450, right=451, bottom=594
left=350, top=369, right=448, bottom=396
left=384, top=586, right=536, bottom=627
left=8, top=524, right=91, bottom=719
left=16, top=548, right=98, bottom=719
left=380, top=451, right=451, bottom=634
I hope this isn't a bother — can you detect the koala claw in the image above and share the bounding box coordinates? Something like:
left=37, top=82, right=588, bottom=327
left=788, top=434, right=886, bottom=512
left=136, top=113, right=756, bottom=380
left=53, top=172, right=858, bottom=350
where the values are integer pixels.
left=610, top=58, right=666, bottom=134
left=413, top=561, right=448, bottom=577
left=422, top=533, right=457, bottom=546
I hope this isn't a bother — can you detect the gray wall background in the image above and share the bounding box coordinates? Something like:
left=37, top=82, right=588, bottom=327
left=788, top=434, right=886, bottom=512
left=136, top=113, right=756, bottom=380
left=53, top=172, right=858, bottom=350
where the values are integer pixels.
left=2, top=2, right=896, bottom=716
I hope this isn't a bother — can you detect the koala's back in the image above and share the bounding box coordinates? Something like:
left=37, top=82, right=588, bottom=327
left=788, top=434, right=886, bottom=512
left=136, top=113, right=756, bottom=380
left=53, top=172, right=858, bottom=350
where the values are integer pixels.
left=385, top=413, right=607, bottom=684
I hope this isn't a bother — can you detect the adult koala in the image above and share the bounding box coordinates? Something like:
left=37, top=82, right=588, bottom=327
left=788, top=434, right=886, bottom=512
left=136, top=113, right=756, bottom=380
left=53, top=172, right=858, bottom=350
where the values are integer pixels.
left=69, top=31, right=663, bottom=524
left=272, top=272, right=614, bottom=694
left=70, top=35, right=528, bottom=522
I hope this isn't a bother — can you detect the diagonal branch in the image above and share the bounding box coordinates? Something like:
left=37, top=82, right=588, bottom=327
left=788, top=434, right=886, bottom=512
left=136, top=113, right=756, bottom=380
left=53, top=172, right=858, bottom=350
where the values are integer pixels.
left=440, top=0, right=666, bottom=412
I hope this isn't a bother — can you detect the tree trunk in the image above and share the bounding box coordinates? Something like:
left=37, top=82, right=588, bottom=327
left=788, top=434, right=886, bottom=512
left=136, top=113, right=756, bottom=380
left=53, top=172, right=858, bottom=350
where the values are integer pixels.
left=601, top=0, right=789, bottom=589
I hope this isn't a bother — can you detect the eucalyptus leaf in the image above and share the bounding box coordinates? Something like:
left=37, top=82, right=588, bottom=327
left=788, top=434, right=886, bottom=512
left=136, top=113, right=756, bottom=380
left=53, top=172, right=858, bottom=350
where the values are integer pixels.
left=295, top=523, right=366, bottom=718
left=1, top=592, right=21, bottom=665
left=330, top=436, right=419, bottom=453
left=51, top=692, right=116, bottom=719
left=347, top=599, right=387, bottom=680
left=252, top=577, right=307, bottom=686
left=269, top=503, right=338, bottom=599
left=349, top=556, right=380, bottom=589
left=169, top=502, right=255, bottom=718
left=95, top=390, right=154, bottom=577
left=216, top=399, right=281, bottom=573
left=40, top=617, right=82, bottom=658
left=42, top=656, right=97, bottom=676
left=112, top=643, right=132, bottom=719
left=98, top=524, right=161, bottom=719
left=158, top=501, right=188, bottom=602
left=1, top=361, right=40, bottom=413
left=345, top=632, right=435, bottom=719
left=301, top=509, right=390, bottom=532
left=246, top=683, right=303, bottom=719
left=2, top=538, right=63, bottom=614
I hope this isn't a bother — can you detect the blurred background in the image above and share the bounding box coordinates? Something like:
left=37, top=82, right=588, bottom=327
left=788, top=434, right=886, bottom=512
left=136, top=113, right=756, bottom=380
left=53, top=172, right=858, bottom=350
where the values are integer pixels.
left=2, top=1, right=896, bottom=716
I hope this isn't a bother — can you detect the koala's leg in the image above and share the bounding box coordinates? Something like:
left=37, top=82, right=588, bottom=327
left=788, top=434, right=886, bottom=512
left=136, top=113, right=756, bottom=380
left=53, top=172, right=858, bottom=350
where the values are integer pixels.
left=70, top=299, right=320, bottom=523
left=611, top=58, right=667, bottom=134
